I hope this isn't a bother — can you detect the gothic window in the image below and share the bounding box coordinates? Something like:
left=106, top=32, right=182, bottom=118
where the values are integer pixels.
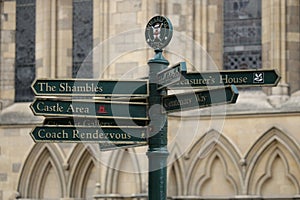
left=15, top=0, right=36, bottom=102
left=72, top=0, right=93, bottom=78
left=223, top=0, right=262, bottom=70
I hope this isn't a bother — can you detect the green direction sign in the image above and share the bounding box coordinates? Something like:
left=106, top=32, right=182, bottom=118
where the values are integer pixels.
left=30, top=126, right=147, bottom=143
left=157, top=62, right=187, bottom=90
left=162, top=85, right=239, bottom=113
left=43, top=117, right=148, bottom=126
left=31, top=79, right=148, bottom=96
left=171, top=69, right=280, bottom=88
left=30, top=99, right=148, bottom=120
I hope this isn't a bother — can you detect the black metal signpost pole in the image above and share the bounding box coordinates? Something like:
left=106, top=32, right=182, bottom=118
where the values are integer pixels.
left=147, top=49, right=169, bottom=200
left=145, top=16, right=173, bottom=200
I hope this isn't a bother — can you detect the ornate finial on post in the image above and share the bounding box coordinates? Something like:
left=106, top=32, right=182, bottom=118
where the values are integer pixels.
left=145, top=16, right=173, bottom=51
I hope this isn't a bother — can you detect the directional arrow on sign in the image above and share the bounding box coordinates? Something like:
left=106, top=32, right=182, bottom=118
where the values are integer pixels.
left=30, top=126, right=148, bottom=143
left=30, top=99, right=148, bottom=120
left=157, top=62, right=187, bottom=90
left=162, top=85, right=239, bottom=113
left=170, top=69, right=280, bottom=88
left=31, top=79, right=148, bottom=96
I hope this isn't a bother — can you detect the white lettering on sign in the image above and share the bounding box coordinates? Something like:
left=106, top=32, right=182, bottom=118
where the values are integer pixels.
left=37, top=129, right=68, bottom=139
left=177, top=76, right=216, bottom=86
left=164, top=98, right=192, bottom=108
left=37, top=82, right=56, bottom=92
left=66, top=104, right=89, bottom=114
left=220, top=75, right=248, bottom=84
left=36, top=102, right=64, bottom=112
left=59, top=83, right=103, bottom=93
left=158, top=68, right=180, bottom=85
left=72, top=130, right=132, bottom=140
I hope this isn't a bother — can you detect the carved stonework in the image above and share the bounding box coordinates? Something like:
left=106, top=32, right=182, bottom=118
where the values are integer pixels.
left=224, top=50, right=262, bottom=70
left=224, top=20, right=261, bottom=46
left=223, top=0, right=262, bottom=70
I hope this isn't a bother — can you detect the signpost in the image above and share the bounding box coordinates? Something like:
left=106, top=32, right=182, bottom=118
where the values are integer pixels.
left=157, top=62, right=186, bottom=90
left=28, top=15, right=281, bottom=200
left=30, top=99, right=148, bottom=120
left=30, top=126, right=147, bottom=143
left=171, top=69, right=281, bottom=88
left=31, top=79, right=148, bottom=96
left=162, top=85, right=239, bottom=113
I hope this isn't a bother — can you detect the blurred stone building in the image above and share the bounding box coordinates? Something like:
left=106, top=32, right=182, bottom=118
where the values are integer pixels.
left=0, top=0, right=299, bottom=199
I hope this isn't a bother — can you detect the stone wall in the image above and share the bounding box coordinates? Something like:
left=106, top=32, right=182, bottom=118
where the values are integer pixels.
left=0, top=1, right=16, bottom=109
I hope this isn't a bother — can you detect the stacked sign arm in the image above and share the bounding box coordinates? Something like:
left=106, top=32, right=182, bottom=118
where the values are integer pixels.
left=162, top=85, right=239, bottom=113
left=170, top=69, right=281, bottom=88
left=30, top=78, right=150, bottom=151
